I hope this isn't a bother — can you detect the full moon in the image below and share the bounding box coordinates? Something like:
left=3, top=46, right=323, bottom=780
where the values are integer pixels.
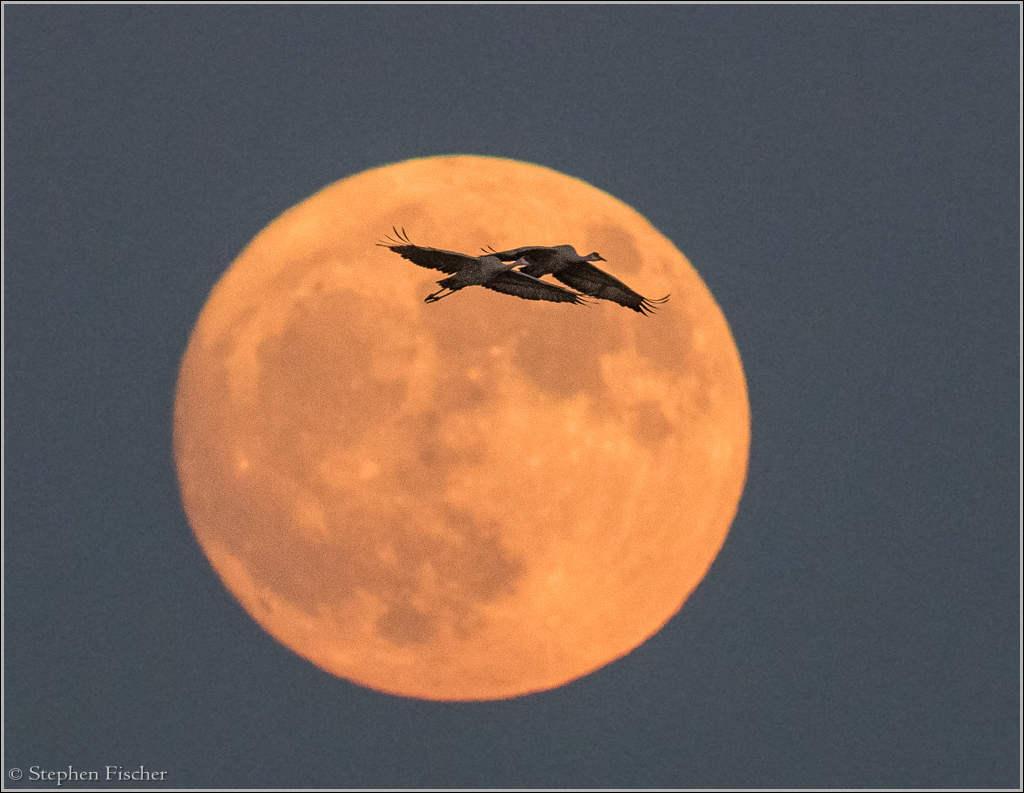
left=173, top=155, right=749, bottom=701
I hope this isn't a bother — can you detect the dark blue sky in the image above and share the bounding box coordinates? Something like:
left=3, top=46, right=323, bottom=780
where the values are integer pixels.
left=5, top=6, right=1019, bottom=789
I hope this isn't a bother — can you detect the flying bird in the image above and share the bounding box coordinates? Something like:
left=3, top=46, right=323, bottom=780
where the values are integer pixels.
left=378, top=229, right=589, bottom=305
left=485, top=244, right=670, bottom=316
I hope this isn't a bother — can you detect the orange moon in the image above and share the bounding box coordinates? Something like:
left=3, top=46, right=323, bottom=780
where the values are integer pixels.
left=173, top=155, right=749, bottom=701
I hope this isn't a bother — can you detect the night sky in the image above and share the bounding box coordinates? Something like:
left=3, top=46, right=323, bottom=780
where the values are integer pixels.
left=5, top=6, right=1019, bottom=789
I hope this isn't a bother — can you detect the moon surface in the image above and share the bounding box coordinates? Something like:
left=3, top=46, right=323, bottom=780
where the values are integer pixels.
left=173, top=155, right=750, bottom=701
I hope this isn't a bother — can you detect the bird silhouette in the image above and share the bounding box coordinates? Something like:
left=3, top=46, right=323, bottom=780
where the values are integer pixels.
left=378, top=229, right=590, bottom=305
left=484, top=244, right=669, bottom=316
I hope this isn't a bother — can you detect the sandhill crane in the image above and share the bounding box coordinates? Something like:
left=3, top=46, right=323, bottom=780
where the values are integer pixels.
left=378, top=229, right=589, bottom=305
left=485, top=244, right=670, bottom=316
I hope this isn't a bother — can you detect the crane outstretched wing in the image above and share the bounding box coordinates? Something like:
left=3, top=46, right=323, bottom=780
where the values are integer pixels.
left=484, top=246, right=557, bottom=262
left=483, top=270, right=589, bottom=304
left=516, top=261, right=554, bottom=279
left=378, top=227, right=477, bottom=274
left=554, top=263, right=670, bottom=315
left=483, top=246, right=569, bottom=276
